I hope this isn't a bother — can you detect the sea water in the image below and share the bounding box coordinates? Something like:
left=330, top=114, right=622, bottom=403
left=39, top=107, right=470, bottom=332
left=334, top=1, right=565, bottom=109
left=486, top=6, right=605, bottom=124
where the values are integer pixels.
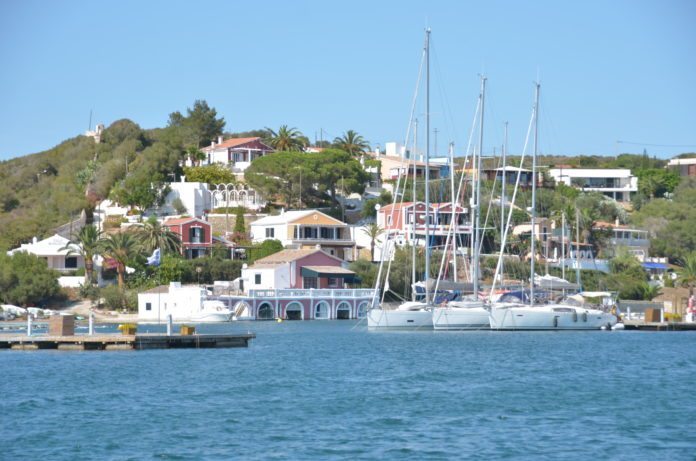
left=1, top=321, right=695, bottom=460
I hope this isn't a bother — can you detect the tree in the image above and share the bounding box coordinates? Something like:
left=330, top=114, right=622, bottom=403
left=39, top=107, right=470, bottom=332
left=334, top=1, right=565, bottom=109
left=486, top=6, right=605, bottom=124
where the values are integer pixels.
left=677, top=252, right=696, bottom=296
left=362, top=223, right=384, bottom=261
left=333, top=130, right=370, bottom=156
left=0, top=252, right=61, bottom=306
left=101, top=232, right=141, bottom=290
left=183, top=164, right=236, bottom=185
left=138, top=217, right=182, bottom=255
left=185, top=146, right=206, bottom=166
left=232, top=207, right=246, bottom=243
left=265, top=125, right=306, bottom=151
left=168, top=100, right=225, bottom=148
left=62, top=224, right=103, bottom=286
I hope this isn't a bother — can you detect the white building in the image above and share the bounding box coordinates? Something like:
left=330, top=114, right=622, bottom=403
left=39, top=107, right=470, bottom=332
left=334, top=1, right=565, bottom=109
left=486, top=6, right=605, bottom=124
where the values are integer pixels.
left=199, top=136, right=274, bottom=175
left=548, top=168, right=637, bottom=202
left=162, top=180, right=211, bottom=217
left=7, top=234, right=91, bottom=287
left=137, top=282, right=230, bottom=322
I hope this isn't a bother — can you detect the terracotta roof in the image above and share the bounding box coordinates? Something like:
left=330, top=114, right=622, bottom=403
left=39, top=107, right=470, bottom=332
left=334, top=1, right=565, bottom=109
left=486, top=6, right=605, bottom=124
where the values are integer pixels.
left=163, top=217, right=207, bottom=226
left=204, top=137, right=271, bottom=151
left=250, top=248, right=343, bottom=268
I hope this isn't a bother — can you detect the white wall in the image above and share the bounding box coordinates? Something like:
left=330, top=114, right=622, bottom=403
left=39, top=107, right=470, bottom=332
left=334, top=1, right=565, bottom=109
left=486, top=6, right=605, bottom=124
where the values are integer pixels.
left=163, top=182, right=211, bottom=217
left=241, top=265, right=291, bottom=292
left=138, top=284, right=204, bottom=322
left=250, top=223, right=288, bottom=244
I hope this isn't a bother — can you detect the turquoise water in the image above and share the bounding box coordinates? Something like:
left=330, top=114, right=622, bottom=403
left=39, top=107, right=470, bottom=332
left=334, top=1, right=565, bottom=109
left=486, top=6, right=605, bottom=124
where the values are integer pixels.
left=1, top=321, right=695, bottom=460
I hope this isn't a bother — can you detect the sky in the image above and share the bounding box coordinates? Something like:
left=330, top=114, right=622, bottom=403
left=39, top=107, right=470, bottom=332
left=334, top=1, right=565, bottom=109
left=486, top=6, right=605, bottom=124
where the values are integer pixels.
left=1, top=0, right=695, bottom=161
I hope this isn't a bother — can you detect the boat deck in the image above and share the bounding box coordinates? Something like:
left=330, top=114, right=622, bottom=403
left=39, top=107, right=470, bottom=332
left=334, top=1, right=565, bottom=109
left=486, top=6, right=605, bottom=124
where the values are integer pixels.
left=623, top=321, right=696, bottom=331
left=0, top=333, right=256, bottom=350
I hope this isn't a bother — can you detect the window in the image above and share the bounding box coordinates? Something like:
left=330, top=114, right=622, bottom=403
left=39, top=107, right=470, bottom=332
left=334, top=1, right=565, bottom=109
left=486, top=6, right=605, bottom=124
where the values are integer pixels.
left=328, top=277, right=339, bottom=288
left=387, top=215, right=393, bottom=226
left=265, top=228, right=275, bottom=238
left=146, top=302, right=152, bottom=311
left=303, top=277, right=318, bottom=289
left=190, top=226, right=205, bottom=243
left=65, top=256, right=78, bottom=269
left=255, top=273, right=262, bottom=285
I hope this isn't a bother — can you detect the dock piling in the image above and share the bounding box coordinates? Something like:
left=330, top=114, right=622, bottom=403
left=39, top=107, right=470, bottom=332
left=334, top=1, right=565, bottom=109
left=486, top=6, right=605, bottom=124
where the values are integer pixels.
left=88, top=313, right=94, bottom=335
left=27, top=314, right=33, bottom=337
left=166, top=315, right=173, bottom=336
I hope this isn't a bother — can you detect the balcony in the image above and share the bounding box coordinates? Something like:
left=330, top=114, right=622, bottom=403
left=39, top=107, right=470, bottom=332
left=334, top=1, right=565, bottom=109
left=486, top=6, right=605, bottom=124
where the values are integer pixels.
left=246, top=288, right=378, bottom=299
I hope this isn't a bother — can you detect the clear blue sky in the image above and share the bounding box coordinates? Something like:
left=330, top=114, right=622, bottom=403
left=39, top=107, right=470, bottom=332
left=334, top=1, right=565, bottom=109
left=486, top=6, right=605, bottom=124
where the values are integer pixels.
left=1, top=0, right=695, bottom=161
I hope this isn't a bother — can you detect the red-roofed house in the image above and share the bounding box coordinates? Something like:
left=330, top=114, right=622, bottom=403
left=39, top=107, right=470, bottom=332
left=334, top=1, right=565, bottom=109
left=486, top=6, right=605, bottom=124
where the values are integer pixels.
left=377, top=201, right=471, bottom=247
left=201, top=136, right=274, bottom=173
left=163, top=217, right=212, bottom=259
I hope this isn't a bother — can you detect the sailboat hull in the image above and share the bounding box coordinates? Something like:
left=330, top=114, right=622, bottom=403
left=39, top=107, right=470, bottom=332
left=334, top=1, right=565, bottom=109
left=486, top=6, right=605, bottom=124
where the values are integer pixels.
left=489, top=304, right=617, bottom=330
left=433, top=305, right=490, bottom=330
left=367, top=309, right=433, bottom=329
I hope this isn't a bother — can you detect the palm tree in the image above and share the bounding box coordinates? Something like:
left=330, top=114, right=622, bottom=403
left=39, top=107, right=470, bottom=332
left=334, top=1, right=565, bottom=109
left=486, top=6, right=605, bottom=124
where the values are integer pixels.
left=639, top=282, right=662, bottom=301
left=265, top=125, right=306, bottom=151
left=185, top=146, right=206, bottom=166
left=101, top=232, right=141, bottom=290
left=362, top=223, right=384, bottom=261
left=677, top=252, right=696, bottom=296
left=62, top=224, right=103, bottom=286
left=138, top=217, right=182, bottom=255
left=333, top=130, right=370, bottom=156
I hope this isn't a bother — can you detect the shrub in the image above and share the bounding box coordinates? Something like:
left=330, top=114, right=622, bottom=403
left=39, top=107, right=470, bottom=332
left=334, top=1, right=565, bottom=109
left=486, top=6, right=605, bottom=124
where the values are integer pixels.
left=100, top=285, right=137, bottom=311
left=172, top=197, right=187, bottom=214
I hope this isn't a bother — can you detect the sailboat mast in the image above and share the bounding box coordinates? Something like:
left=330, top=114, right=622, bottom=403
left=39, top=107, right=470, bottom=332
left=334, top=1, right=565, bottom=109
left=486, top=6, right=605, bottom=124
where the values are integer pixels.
left=561, top=211, right=566, bottom=281
left=501, top=121, right=508, bottom=284
left=473, top=76, right=486, bottom=296
left=449, top=141, right=457, bottom=282
left=424, top=28, right=431, bottom=305
left=530, top=82, right=540, bottom=303
left=412, top=119, right=418, bottom=301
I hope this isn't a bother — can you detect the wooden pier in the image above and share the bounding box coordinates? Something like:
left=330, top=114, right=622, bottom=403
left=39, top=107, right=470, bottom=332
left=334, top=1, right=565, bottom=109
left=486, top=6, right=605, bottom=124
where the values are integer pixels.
left=623, top=321, right=696, bottom=331
left=0, top=333, right=256, bottom=351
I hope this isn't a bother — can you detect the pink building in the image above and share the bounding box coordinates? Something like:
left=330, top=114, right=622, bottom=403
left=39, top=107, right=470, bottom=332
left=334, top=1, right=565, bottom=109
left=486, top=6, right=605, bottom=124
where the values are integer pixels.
left=232, top=248, right=374, bottom=320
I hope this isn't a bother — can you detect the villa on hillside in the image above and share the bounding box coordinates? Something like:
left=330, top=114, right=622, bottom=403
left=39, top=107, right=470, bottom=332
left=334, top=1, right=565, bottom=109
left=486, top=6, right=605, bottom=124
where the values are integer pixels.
left=377, top=201, right=470, bottom=248
left=200, top=136, right=274, bottom=174
left=7, top=234, right=96, bottom=287
left=548, top=167, right=637, bottom=202
left=666, top=157, right=696, bottom=177
left=250, top=209, right=356, bottom=261
left=163, top=217, right=212, bottom=259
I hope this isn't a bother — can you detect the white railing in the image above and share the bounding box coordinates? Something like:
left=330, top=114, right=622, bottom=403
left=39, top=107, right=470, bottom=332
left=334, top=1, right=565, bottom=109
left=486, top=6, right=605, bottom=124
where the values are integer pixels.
left=247, top=288, right=377, bottom=299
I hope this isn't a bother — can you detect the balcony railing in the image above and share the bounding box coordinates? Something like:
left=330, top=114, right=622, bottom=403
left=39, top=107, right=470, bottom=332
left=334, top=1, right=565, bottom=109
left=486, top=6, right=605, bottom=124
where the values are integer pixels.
left=245, top=288, right=377, bottom=299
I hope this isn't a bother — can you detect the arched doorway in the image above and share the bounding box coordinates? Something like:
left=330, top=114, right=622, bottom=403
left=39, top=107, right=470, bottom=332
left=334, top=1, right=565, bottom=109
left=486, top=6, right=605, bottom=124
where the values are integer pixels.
left=314, top=301, right=330, bottom=320
left=285, top=302, right=303, bottom=320
left=336, top=302, right=351, bottom=320
left=257, top=302, right=275, bottom=320
left=357, top=301, right=369, bottom=319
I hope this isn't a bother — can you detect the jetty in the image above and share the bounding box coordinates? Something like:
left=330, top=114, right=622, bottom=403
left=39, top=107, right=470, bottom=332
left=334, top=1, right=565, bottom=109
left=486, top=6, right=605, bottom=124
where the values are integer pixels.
left=0, top=314, right=255, bottom=350
left=623, top=320, right=696, bottom=331
left=0, top=332, right=255, bottom=350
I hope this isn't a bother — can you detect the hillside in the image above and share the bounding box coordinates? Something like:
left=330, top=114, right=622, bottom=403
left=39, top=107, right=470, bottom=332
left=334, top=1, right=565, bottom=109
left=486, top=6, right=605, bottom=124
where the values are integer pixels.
left=0, top=100, right=227, bottom=250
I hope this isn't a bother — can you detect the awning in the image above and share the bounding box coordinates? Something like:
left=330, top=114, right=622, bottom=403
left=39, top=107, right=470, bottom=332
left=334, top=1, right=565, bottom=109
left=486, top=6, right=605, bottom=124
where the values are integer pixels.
left=642, top=262, right=668, bottom=270
left=301, top=266, right=359, bottom=282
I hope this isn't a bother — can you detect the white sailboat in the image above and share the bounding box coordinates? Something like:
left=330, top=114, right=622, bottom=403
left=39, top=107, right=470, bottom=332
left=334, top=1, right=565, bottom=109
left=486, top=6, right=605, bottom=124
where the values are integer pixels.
left=368, top=29, right=434, bottom=330
left=489, top=83, right=617, bottom=331
left=433, top=76, right=489, bottom=330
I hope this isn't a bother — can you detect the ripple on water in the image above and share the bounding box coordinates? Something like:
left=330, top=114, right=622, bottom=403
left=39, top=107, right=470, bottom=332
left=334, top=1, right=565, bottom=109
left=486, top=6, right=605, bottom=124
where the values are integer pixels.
left=1, top=322, right=695, bottom=460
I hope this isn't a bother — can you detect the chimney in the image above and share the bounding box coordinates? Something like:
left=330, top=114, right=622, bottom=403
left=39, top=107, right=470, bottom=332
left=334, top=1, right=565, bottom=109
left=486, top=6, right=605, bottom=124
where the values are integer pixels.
left=615, top=217, right=620, bottom=226
left=211, top=141, right=216, bottom=149
left=33, top=236, right=38, bottom=244
left=218, top=136, right=223, bottom=144
left=181, top=175, right=186, bottom=183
